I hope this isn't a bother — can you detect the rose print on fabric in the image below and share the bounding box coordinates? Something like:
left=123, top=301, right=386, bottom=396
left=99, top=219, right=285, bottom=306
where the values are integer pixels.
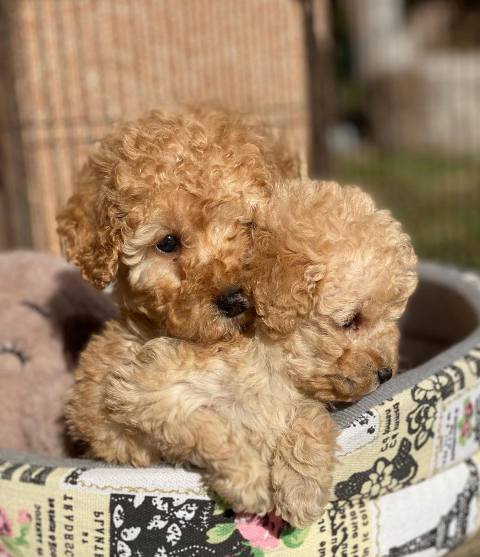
left=110, top=494, right=310, bottom=556
left=458, top=398, right=475, bottom=446
left=234, top=513, right=284, bottom=550
left=207, top=511, right=309, bottom=556
left=15, top=513, right=30, bottom=527
left=0, top=508, right=32, bottom=557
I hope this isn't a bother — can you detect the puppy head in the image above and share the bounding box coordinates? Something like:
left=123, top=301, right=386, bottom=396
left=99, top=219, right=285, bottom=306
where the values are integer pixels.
left=251, top=179, right=418, bottom=402
left=57, top=106, right=296, bottom=343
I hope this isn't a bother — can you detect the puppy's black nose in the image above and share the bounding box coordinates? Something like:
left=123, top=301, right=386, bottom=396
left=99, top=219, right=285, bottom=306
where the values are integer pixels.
left=215, top=288, right=249, bottom=318
left=377, top=367, right=393, bottom=384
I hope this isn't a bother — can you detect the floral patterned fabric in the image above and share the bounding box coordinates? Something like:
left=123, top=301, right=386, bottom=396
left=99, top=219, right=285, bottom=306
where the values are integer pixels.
left=1, top=344, right=480, bottom=556
left=1, top=269, right=480, bottom=556
left=0, top=508, right=32, bottom=557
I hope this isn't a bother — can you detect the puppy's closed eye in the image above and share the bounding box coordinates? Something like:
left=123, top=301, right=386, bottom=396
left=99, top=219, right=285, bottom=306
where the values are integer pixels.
left=156, top=234, right=181, bottom=253
left=340, top=313, right=361, bottom=331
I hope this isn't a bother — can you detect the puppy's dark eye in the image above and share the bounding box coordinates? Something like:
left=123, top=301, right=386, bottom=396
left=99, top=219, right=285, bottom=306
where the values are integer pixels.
left=341, top=313, right=361, bottom=331
left=156, top=234, right=180, bottom=253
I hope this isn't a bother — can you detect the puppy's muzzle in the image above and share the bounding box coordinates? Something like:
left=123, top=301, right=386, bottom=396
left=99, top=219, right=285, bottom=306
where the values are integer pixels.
left=215, top=287, right=250, bottom=318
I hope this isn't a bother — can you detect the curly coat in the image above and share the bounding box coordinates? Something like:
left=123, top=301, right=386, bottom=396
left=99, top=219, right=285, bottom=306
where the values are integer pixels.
left=58, top=108, right=416, bottom=527
left=57, top=106, right=297, bottom=344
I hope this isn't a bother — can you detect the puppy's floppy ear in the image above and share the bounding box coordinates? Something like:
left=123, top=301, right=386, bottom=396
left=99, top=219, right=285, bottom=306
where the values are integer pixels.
left=57, top=150, right=123, bottom=289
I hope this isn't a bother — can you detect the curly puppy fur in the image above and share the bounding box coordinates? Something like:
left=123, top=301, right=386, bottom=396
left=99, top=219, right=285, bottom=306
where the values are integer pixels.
left=57, top=106, right=297, bottom=344
left=252, top=179, right=418, bottom=402
left=59, top=112, right=417, bottom=528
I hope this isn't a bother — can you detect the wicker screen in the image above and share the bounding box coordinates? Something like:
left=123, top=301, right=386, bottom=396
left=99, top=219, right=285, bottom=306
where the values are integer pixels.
left=0, top=0, right=330, bottom=252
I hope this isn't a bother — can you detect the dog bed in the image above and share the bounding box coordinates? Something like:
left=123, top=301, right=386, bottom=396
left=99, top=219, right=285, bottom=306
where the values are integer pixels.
left=1, top=260, right=480, bottom=557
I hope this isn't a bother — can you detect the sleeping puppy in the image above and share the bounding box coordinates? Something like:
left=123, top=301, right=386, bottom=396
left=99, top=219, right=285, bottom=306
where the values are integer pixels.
left=60, top=171, right=416, bottom=525
left=252, top=178, right=418, bottom=403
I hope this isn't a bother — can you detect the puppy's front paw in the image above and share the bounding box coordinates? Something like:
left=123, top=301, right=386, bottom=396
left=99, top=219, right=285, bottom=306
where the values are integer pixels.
left=272, top=460, right=330, bottom=528
left=208, top=466, right=273, bottom=516
left=271, top=403, right=336, bottom=528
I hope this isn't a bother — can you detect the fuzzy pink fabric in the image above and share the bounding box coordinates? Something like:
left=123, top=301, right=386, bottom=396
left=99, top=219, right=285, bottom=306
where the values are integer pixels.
left=0, top=251, right=116, bottom=457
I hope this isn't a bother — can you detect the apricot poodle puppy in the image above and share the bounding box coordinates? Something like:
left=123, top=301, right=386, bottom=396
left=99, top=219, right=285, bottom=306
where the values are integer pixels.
left=59, top=113, right=416, bottom=528
left=58, top=105, right=297, bottom=344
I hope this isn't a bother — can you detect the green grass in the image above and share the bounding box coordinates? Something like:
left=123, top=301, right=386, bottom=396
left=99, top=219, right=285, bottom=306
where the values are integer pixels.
left=332, top=150, right=480, bottom=269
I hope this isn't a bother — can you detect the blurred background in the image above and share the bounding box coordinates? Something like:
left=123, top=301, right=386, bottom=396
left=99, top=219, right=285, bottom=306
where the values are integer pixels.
left=0, top=0, right=479, bottom=267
